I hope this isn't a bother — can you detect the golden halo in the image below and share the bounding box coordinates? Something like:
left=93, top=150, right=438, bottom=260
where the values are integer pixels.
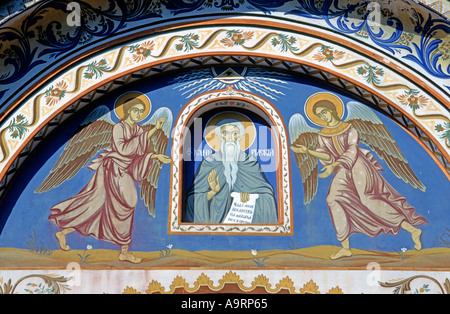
left=114, top=92, right=152, bottom=122
left=304, top=92, right=345, bottom=126
left=205, top=112, right=256, bottom=152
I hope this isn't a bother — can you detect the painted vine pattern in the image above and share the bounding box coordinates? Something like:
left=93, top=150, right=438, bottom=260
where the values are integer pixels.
left=0, top=274, right=72, bottom=294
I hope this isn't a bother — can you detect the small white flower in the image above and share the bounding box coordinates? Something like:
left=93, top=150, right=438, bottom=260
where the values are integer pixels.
left=167, top=244, right=173, bottom=249
left=251, top=250, right=258, bottom=256
left=87, top=245, right=93, bottom=250
left=401, top=247, right=407, bottom=253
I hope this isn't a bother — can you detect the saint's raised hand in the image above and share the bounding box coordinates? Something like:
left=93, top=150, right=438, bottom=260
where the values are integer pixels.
left=208, top=169, right=221, bottom=193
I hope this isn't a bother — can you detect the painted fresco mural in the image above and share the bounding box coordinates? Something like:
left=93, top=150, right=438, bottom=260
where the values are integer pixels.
left=1, top=65, right=449, bottom=293
left=0, top=0, right=449, bottom=295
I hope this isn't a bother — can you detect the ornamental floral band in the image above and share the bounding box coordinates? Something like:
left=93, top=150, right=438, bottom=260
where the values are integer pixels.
left=1, top=270, right=449, bottom=294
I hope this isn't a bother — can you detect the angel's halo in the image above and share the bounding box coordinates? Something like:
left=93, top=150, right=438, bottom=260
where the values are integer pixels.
left=114, top=91, right=152, bottom=122
left=304, top=92, right=345, bottom=127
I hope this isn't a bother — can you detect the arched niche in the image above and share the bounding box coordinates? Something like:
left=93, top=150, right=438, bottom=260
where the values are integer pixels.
left=169, top=88, right=293, bottom=235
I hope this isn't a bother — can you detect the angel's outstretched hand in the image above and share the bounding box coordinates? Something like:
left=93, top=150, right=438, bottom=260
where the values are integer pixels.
left=152, top=154, right=172, bottom=164
left=291, top=144, right=308, bottom=154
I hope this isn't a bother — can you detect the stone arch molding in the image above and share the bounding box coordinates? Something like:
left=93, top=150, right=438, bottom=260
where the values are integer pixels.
left=0, top=20, right=449, bottom=199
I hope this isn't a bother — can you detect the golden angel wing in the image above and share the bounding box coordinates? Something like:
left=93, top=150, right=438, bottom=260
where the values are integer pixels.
left=289, top=113, right=320, bottom=205
left=140, top=107, right=173, bottom=218
left=35, top=106, right=114, bottom=193
left=345, top=101, right=426, bottom=192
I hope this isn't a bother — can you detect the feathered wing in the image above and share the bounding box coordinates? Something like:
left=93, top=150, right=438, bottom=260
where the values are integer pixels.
left=345, top=101, right=426, bottom=192
left=35, top=106, right=114, bottom=193
left=289, top=114, right=320, bottom=205
left=140, top=107, right=173, bottom=218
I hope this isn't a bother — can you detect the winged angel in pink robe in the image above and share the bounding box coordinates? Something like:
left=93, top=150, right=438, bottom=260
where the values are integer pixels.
left=289, top=95, right=428, bottom=260
left=36, top=98, right=173, bottom=263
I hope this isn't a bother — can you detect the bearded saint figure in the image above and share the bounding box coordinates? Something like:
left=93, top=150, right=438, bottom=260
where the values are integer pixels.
left=184, top=118, right=278, bottom=224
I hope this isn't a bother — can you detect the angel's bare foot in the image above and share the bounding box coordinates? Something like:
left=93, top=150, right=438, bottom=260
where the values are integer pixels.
left=402, top=222, right=423, bottom=251
left=412, top=229, right=423, bottom=251
left=119, top=252, right=142, bottom=264
left=119, top=245, right=142, bottom=264
left=55, top=231, right=70, bottom=251
left=330, top=248, right=352, bottom=260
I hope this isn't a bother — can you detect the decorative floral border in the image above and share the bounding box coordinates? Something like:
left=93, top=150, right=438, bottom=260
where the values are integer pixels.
left=129, top=271, right=344, bottom=295
left=0, top=274, right=72, bottom=294
left=418, top=0, right=450, bottom=18
left=120, top=271, right=450, bottom=295
left=380, top=276, right=450, bottom=295
left=1, top=270, right=448, bottom=294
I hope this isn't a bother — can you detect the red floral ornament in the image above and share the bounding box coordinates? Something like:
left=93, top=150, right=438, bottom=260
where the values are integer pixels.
left=130, top=41, right=155, bottom=63
left=45, top=81, right=69, bottom=106
left=313, top=45, right=345, bottom=62
left=397, top=89, right=429, bottom=110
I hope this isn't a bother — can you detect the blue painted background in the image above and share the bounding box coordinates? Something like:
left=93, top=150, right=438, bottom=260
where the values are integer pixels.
left=0, top=66, right=448, bottom=253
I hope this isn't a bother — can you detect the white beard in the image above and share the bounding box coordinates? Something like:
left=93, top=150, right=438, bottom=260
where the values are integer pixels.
left=222, top=140, right=241, bottom=189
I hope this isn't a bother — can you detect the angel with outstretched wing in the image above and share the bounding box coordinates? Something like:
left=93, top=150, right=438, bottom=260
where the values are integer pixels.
left=35, top=94, right=173, bottom=264
left=289, top=93, right=428, bottom=260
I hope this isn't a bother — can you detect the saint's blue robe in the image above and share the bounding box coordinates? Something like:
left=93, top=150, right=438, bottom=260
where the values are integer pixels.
left=184, top=151, right=278, bottom=224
